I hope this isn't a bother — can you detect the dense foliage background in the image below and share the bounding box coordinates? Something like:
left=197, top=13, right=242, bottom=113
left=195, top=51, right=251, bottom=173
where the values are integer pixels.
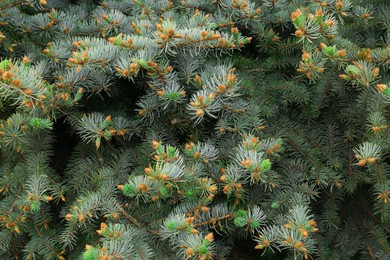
left=0, top=0, right=389, bottom=259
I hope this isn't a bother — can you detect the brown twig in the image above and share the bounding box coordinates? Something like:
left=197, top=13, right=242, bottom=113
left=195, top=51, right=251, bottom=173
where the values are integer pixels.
left=116, top=202, right=160, bottom=236
left=0, top=0, right=26, bottom=11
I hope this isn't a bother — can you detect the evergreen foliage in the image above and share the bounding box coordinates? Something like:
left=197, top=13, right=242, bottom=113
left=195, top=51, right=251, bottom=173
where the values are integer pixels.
left=0, top=0, right=389, bottom=259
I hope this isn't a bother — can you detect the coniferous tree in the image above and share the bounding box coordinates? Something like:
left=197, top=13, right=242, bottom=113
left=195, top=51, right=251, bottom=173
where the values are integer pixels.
left=0, top=0, right=389, bottom=259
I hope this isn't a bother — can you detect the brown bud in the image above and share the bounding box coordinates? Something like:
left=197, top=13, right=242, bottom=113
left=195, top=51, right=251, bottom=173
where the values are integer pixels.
left=357, top=159, right=367, bottom=167
left=155, top=23, right=163, bottom=32
left=186, top=248, right=193, bottom=256
left=195, top=109, right=204, bottom=117
left=209, top=185, right=218, bottom=192
left=205, top=232, right=214, bottom=242
left=295, top=29, right=304, bottom=37
left=78, top=214, right=85, bottom=222
left=316, top=9, right=324, bottom=16
left=152, top=140, right=159, bottom=149
left=367, top=157, right=377, bottom=165
left=372, top=67, right=380, bottom=77
left=294, top=242, right=303, bottom=248
left=325, top=20, right=334, bottom=27
left=167, top=28, right=174, bottom=36
left=337, top=49, right=346, bottom=57
left=65, top=214, right=72, bottom=221
left=376, top=84, right=387, bottom=93
left=3, top=71, right=13, bottom=79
